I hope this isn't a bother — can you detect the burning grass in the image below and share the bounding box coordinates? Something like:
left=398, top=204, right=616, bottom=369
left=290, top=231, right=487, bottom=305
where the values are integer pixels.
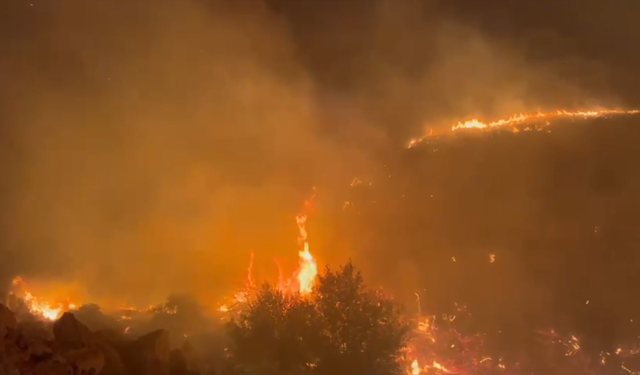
left=7, top=120, right=640, bottom=373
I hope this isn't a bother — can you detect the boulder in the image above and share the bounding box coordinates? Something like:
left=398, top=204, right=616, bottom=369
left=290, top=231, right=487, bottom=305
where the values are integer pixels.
left=61, top=346, right=105, bottom=374
left=0, top=361, right=20, bottom=375
left=134, top=329, right=170, bottom=361
left=4, top=331, right=30, bottom=363
left=0, top=304, right=203, bottom=375
left=27, top=337, right=53, bottom=359
left=30, top=357, right=72, bottom=375
left=94, top=328, right=125, bottom=345
left=178, top=341, right=201, bottom=373
left=95, top=341, right=128, bottom=375
left=18, top=320, right=53, bottom=341
left=53, top=312, right=93, bottom=348
left=0, top=303, right=17, bottom=338
left=121, top=329, right=171, bottom=375
left=169, top=348, right=188, bottom=375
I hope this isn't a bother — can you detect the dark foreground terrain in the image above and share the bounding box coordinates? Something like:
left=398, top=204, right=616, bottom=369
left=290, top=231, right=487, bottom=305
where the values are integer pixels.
left=0, top=303, right=200, bottom=375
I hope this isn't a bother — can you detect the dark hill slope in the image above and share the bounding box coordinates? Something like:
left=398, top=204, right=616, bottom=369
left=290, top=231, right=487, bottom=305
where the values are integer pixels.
left=347, top=115, right=640, bottom=347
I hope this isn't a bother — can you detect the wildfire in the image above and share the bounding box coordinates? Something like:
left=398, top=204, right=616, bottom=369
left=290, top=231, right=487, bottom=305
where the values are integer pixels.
left=7, top=189, right=640, bottom=374
left=408, top=108, right=640, bottom=147
left=8, top=277, right=77, bottom=320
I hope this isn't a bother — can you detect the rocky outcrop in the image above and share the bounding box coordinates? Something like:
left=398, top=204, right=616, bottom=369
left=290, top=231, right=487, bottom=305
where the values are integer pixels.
left=0, top=305, right=104, bottom=375
left=0, top=304, right=202, bottom=375
left=118, top=329, right=171, bottom=375
left=53, top=311, right=94, bottom=348
left=0, top=303, right=17, bottom=338
left=18, top=320, right=53, bottom=342
left=96, top=341, right=127, bottom=375
left=180, top=341, right=200, bottom=372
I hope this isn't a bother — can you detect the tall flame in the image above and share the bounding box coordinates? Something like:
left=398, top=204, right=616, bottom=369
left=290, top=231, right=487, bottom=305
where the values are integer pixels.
left=295, top=192, right=318, bottom=294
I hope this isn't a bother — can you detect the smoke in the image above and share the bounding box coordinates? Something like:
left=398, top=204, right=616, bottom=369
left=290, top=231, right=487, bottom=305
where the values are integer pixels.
left=0, top=0, right=636, bottom=317
left=359, top=1, right=629, bottom=137
left=0, top=0, right=375, bottom=304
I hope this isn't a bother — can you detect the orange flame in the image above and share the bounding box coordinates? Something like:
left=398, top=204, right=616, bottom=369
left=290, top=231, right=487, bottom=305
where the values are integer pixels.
left=408, top=108, right=640, bottom=147
left=295, top=214, right=317, bottom=294
left=9, top=277, right=77, bottom=320
left=247, top=251, right=255, bottom=289
left=217, top=192, right=318, bottom=312
left=294, top=191, right=318, bottom=294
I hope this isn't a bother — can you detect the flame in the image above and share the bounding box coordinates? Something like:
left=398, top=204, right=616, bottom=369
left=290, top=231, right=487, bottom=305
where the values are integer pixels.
left=8, top=187, right=640, bottom=375
left=402, top=303, right=640, bottom=375
left=295, top=213, right=317, bottom=294
left=217, top=192, right=318, bottom=312
left=293, top=191, right=318, bottom=294
left=247, top=251, right=255, bottom=289
left=411, top=359, right=421, bottom=375
left=408, top=108, right=640, bottom=147
left=8, top=277, right=77, bottom=320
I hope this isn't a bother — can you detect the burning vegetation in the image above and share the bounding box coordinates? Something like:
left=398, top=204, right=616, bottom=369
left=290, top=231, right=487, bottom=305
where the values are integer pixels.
left=4, top=112, right=640, bottom=375
left=4, top=0, right=640, bottom=373
left=407, top=108, right=639, bottom=147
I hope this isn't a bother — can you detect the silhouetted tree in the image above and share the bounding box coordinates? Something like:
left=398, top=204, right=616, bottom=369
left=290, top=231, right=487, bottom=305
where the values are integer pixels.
left=313, top=262, right=410, bottom=375
left=226, top=262, right=410, bottom=375
left=226, top=284, right=320, bottom=375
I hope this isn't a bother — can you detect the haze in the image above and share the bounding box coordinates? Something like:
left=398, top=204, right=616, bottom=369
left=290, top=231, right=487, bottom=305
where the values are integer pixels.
left=0, top=0, right=638, bottom=325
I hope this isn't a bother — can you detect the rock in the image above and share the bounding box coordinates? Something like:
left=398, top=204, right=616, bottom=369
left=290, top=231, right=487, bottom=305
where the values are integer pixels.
left=27, top=338, right=53, bottom=359
left=62, top=347, right=105, bottom=374
left=31, top=358, right=73, bottom=375
left=95, top=341, right=127, bottom=375
left=93, top=328, right=125, bottom=346
left=50, top=352, right=67, bottom=363
left=4, top=331, right=31, bottom=363
left=181, top=340, right=199, bottom=371
left=0, top=304, right=202, bottom=375
left=122, top=329, right=171, bottom=375
left=53, top=312, right=93, bottom=348
left=0, top=362, right=20, bottom=375
left=0, top=303, right=17, bottom=338
left=134, top=329, right=170, bottom=361
left=169, top=348, right=188, bottom=375
left=18, top=320, right=53, bottom=341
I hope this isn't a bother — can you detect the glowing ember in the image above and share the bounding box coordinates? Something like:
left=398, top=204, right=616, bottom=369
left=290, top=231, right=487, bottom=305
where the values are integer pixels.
left=408, top=108, right=640, bottom=147
left=9, top=277, right=77, bottom=320
left=402, top=301, right=640, bottom=375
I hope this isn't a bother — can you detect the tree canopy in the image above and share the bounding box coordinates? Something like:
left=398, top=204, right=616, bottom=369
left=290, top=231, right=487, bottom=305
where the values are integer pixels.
left=226, top=262, right=411, bottom=375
